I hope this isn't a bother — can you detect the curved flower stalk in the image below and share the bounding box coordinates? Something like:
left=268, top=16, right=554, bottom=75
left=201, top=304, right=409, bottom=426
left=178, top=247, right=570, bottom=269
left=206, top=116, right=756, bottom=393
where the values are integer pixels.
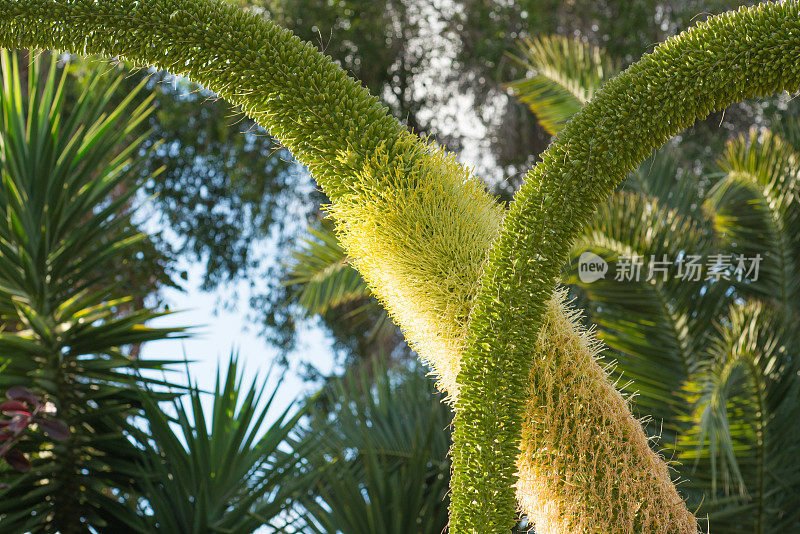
left=450, top=4, right=800, bottom=531
left=8, top=0, right=503, bottom=401
left=0, top=0, right=502, bottom=397
left=1, top=1, right=799, bottom=533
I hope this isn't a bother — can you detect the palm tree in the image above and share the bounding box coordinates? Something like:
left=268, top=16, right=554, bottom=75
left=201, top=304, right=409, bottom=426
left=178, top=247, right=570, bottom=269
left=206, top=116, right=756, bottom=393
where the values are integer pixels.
left=0, top=50, right=314, bottom=534
left=293, top=363, right=452, bottom=534
left=0, top=50, right=185, bottom=532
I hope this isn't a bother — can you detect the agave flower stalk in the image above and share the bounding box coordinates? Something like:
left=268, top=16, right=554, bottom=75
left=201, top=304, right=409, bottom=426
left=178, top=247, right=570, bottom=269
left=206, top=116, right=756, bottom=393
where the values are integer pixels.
left=2, top=1, right=799, bottom=532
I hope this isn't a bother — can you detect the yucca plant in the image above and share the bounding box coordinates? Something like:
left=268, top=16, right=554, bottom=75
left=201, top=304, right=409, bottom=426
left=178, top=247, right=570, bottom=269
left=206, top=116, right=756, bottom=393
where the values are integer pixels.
left=127, top=356, right=306, bottom=533
left=5, top=2, right=800, bottom=532
left=0, top=50, right=185, bottom=532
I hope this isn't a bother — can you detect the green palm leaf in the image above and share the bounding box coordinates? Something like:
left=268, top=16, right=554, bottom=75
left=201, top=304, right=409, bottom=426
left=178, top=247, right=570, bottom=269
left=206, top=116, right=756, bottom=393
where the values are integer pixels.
left=507, top=35, right=617, bottom=135
left=508, top=27, right=800, bottom=531
left=568, top=189, right=723, bottom=433
left=627, top=146, right=711, bottom=217
left=679, top=303, right=800, bottom=533
left=285, top=224, right=371, bottom=315
left=705, top=129, right=800, bottom=317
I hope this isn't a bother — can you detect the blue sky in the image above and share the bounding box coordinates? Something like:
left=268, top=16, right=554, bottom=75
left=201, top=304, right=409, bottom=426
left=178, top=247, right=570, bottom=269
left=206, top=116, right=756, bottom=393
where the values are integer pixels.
left=138, top=253, right=337, bottom=419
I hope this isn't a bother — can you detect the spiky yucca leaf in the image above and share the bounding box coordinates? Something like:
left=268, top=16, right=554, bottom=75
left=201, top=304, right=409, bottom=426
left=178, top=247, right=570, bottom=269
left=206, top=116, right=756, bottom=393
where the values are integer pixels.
left=127, top=356, right=305, bottom=533
left=507, top=35, right=617, bottom=135
left=0, top=50, right=184, bottom=532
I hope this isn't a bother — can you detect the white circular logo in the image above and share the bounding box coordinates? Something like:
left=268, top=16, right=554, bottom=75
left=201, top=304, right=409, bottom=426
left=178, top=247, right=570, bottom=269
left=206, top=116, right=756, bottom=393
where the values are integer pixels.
left=578, top=252, right=608, bottom=283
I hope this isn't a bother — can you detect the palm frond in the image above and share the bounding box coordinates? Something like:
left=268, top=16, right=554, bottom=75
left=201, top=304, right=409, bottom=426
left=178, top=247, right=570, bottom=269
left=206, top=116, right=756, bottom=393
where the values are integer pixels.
left=571, top=134, right=800, bottom=529
left=679, top=302, right=800, bottom=533
left=507, top=35, right=617, bottom=135
left=285, top=223, right=371, bottom=315
left=705, top=129, right=800, bottom=317
left=285, top=222, right=397, bottom=350
left=627, top=146, right=713, bottom=217
left=568, top=191, right=724, bottom=436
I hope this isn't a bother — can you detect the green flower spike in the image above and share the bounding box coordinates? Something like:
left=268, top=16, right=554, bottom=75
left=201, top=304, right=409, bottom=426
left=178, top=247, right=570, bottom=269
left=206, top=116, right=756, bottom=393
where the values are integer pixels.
left=2, top=1, right=799, bottom=532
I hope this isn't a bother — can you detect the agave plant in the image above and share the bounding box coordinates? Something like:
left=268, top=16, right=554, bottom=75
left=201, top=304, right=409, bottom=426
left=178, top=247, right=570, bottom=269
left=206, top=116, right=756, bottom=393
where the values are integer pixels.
left=285, top=33, right=800, bottom=531
left=11, top=2, right=800, bottom=531
left=0, top=50, right=184, bottom=532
